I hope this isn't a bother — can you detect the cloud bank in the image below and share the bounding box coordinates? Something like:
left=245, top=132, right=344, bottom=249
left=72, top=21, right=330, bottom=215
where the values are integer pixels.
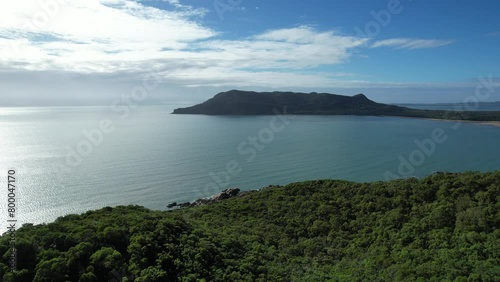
left=0, top=0, right=470, bottom=98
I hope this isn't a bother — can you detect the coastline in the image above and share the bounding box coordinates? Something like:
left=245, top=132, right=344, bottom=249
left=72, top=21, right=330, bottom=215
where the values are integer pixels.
left=4, top=171, right=499, bottom=281
left=418, top=117, right=500, bottom=127
left=387, top=114, right=500, bottom=127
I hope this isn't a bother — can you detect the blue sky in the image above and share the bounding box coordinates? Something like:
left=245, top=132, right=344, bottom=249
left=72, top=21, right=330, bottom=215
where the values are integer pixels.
left=0, top=0, right=499, bottom=105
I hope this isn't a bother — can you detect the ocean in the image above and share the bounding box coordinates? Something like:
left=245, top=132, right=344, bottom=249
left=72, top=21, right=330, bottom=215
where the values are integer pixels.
left=1, top=104, right=499, bottom=225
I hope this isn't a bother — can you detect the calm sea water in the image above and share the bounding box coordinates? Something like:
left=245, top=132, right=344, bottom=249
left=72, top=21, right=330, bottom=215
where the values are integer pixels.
left=1, top=105, right=499, bottom=225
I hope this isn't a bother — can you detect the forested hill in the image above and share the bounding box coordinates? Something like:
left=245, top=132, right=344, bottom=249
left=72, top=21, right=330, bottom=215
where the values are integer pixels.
left=1, top=171, right=499, bottom=281
left=172, top=90, right=399, bottom=115
left=172, top=90, right=500, bottom=121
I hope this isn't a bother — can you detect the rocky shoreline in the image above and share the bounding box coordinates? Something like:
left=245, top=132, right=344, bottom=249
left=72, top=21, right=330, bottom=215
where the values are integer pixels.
left=167, top=185, right=283, bottom=208
left=167, top=188, right=244, bottom=208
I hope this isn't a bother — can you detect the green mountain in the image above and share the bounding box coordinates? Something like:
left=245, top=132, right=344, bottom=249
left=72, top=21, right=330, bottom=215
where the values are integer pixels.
left=1, top=171, right=499, bottom=281
left=172, top=90, right=500, bottom=121
left=172, top=90, right=402, bottom=115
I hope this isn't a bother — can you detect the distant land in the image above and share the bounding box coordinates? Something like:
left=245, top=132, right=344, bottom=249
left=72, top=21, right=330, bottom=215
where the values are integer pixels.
left=173, top=90, right=500, bottom=122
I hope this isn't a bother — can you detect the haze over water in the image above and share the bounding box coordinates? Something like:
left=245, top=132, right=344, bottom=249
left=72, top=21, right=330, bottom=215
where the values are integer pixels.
left=1, top=105, right=499, bottom=225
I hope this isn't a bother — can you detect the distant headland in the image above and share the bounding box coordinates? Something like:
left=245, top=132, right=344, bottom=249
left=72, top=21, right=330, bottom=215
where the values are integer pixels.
left=172, top=90, right=500, bottom=123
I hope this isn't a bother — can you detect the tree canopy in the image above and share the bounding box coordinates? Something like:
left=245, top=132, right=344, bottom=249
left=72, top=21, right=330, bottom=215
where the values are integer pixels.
left=1, top=171, right=499, bottom=281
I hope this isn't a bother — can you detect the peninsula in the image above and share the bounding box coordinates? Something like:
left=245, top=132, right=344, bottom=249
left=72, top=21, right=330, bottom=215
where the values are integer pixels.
left=173, top=90, right=500, bottom=122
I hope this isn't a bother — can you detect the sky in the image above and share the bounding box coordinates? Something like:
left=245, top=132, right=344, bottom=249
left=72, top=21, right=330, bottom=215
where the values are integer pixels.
left=0, top=0, right=499, bottom=106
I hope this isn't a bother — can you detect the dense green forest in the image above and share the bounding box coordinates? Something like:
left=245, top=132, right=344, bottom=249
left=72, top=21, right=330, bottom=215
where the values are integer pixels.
left=1, top=171, right=499, bottom=281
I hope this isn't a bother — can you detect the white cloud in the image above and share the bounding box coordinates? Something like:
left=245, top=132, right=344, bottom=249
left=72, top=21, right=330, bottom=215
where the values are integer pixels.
left=0, top=1, right=458, bottom=91
left=0, top=0, right=215, bottom=72
left=0, top=1, right=369, bottom=88
left=188, top=26, right=369, bottom=71
left=371, top=38, right=454, bottom=49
